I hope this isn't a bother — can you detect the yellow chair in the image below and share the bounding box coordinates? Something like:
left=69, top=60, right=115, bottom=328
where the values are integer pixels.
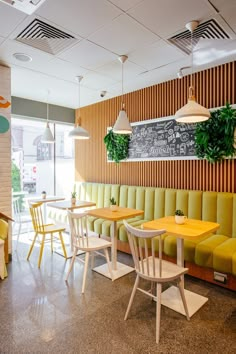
left=27, top=202, right=67, bottom=267
left=0, top=219, right=8, bottom=279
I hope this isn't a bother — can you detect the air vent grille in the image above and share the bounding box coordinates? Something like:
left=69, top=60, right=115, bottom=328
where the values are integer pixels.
left=168, top=19, right=230, bottom=55
left=16, top=19, right=78, bottom=55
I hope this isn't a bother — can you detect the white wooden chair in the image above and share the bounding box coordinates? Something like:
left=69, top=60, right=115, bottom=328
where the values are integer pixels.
left=123, top=220, right=190, bottom=344
left=12, top=197, right=32, bottom=249
left=65, top=211, right=113, bottom=293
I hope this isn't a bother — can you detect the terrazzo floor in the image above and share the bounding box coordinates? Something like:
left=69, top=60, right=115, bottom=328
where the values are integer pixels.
left=0, top=233, right=236, bottom=354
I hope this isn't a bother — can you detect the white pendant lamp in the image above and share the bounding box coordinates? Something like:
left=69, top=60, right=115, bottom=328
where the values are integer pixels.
left=41, top=90, right=55, bottom=144
left=175, top=21, right=210, bottom=124
left=113, top=55, right=132, bottom=135
left=69, top=76, right=90, bottom=140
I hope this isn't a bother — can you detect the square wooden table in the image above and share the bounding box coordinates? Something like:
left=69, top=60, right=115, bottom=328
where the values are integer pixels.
left=87, top=207, right=144, bottom=280
left=47, top=200, right=96, bottom=257
left=143, top=216, right=219, bottom=317
left=27, top=196, right=65, bottom=221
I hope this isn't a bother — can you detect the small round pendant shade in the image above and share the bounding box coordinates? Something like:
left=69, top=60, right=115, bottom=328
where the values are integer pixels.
left=41, top=122, right=55, bottom=143
left=68, top=125, right=90, bottom=139
left=175, top=97, right=210, bottom=123
left=113, top=109, right=132, bottom=134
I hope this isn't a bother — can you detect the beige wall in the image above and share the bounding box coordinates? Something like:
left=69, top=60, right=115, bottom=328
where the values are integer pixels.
left=0, top=65, right=12, bottom=253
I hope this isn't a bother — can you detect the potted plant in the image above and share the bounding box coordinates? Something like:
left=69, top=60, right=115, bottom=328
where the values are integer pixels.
left=41, top=191, right=47, bottom=199
left=109, top=197, right=118, bottom=211
left=175, top=209, right=187, bottom=225
left=71, top=191, right=77, bottom=205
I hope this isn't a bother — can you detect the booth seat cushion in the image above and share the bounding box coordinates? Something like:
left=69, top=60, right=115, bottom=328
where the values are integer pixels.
left=195, top=235, right=228, bottom=268
left=164, top=235, right=211, bottom=262
left=213, top=238, right=236, bottom=273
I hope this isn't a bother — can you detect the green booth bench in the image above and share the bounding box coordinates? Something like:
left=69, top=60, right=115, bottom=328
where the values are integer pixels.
left=48, top=182, right=236, bottom=291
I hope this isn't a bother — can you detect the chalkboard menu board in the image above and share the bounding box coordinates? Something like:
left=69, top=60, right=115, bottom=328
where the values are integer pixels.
left=127, top=116, right=197, bottom=161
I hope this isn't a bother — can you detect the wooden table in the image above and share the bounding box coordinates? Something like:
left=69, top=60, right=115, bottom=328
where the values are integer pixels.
left=87, top=207, right=144, bottom=280
left=48, top=200, right=96, bottom=257
left=143, top=216, right=219, bottom=317
left=27, top=196, right=65, bottom=221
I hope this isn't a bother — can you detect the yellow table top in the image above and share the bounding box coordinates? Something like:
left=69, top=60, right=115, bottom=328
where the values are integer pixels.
left=47, top=200, right=96, bottom=210
left=87, top=207, right=144, bottom=221
left=27, top=196, right=65, bottom=204
left=143, top=216, right=220, bottom=240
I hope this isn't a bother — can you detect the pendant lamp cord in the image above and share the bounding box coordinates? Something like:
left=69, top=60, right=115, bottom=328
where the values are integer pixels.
left=191, top=29, right=193, bottom=89
left=122, top=61, right=124, bottom=109
left=78, top=79, right=80, bottom=126
left=47, top=90, right=49, bottom=124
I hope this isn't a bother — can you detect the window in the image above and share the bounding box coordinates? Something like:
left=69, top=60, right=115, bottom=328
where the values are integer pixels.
left=11, top=117, right=74, bottom=199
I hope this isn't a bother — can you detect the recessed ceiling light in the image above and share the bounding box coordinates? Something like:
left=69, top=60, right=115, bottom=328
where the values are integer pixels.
left=13, top=53, right=32, bottom=63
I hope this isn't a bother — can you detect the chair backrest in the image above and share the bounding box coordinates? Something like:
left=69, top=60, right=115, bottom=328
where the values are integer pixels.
left=12, top=197, right=21, bottom=223
left=123, top=220, right=166, bottom=278
left=29, top=202, right=45, bottom=233
left=67, top=211, right=89, bottom=249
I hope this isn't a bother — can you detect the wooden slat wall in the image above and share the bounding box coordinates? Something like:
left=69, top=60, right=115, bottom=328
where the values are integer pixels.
left=75, top=61, right=236, bottom=192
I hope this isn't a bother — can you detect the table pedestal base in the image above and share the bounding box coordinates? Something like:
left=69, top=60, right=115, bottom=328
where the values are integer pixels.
left=93, top=261, right=134, bottom=280
left=161, top=286, right=208, bottom=317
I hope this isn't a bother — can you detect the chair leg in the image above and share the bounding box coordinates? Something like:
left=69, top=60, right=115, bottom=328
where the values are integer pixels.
left=59, top=232, right=67, bottom=259
left=38, top=234, right=46, bottom=268
left=104, top=248, right=113, bottom=280
left=178, top=281, right=190, bottom=321
left=91, top=251, right=95, bottom=270
left=124, top=274, right=139, bottom=320
left=156, top=283, right=162, bottom=344
left=51, top=233, right=53, bottom=253
left=27, top=233, right=38, bottom=261
left=81, top=252, right=90, bottom=294
left=65, top=249, right=77, bottom=281
left=16, top=223, right=22, bottom=249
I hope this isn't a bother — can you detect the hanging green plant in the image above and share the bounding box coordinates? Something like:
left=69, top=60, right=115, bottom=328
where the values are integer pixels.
left=104, top=129, right=130, bottom=163
left=195, top=103, right=236, bottom=163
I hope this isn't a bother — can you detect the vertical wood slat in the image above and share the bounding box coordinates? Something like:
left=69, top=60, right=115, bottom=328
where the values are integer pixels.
left=75, top=61, right=236, bottom=193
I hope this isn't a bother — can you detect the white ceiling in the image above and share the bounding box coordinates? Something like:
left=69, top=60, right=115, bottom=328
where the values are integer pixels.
left=0, top=0, right=236, bottom=109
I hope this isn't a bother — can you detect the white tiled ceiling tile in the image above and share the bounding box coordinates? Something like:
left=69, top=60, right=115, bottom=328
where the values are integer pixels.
left=194, top=39, right=236, bottom=66
left=83, top=71, right=117, bottom=91
left=109, top=0, right=144, bottom=11
left=0, top=38, right=53, bottom=70
left=58, top=40, right=117, bottom=70
left=36, top=0, right=122, bottom=38
left=128, top=0, right=212, bottom=38
left=11, top=66, right=95, bottom=108
left=218, top=3, right=236, bottom=32
left=0, top=36, right=5, bottom=46
left=209, top=0, right=236, bottom=12
left=96, top=59, right=145, bottom=81
left=0, top=2, right=26, bottom=38
left=38, top=58, right=89, bottom=83
left=129, top=40, right=185, bottom=71
left=88, top=14, right=159, bottom=54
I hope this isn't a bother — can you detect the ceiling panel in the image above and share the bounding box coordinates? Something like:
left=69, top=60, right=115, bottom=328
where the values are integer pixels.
left=129, top=39, right=185, bottom=70
left=128, top=0, right=212, bottom=38
left=36, top=0, right=122, bottom=38
left=210, top=0, right=236, bottom=12
left=58, top=40, right=117, bottom=70
left=0, top=38, right=53, bottom=70
left=82, top=71, right=117, bottom=91
left=89, top=13, right=159, bottom=54
left=96, top=59, right=145, bottom=81
left=38, top=58, right=89, bottom=83
left=11, top=66, right=96, bottom=108
left=109, top=0, right=144, bottom=11
left=0, top=2, right=26, bottom=38
left=218, top=3, right=236, bottom=33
